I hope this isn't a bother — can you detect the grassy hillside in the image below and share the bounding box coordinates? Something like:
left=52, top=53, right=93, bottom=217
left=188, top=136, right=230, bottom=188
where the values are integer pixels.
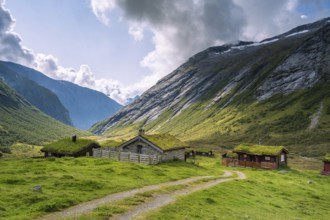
left=93, top=21, right=330, bottom=157
left=0, top=62, right=72, bottom=125
left=0, top=80, right=90, bottom=147
left=5, top=61, right=123, bottom=130
left=101, top=84, right=330, bottom=157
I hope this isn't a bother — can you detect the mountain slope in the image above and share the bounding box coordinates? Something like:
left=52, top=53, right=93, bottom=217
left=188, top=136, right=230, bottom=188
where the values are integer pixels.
left=3, top=62, right=122, bottom=130
left=92, top=18, right=330, bottom=156
left=0, top=62, right=72, bottom=125
left=0, top=80, right=89, bottom=146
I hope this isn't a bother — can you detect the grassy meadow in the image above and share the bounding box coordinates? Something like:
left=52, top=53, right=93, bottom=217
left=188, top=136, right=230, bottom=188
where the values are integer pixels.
left=0, top=156, right=223, bottom=220
left=0, top=155, right=328, bottom=220
left=142, top=166, right=330, bottom=220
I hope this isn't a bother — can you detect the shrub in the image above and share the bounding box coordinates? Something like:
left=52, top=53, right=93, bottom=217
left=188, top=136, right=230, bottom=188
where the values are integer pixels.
left=0, top=146, right=11, bottom=154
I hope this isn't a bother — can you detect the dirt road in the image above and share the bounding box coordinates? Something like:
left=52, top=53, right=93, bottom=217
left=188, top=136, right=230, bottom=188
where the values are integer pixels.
left=114, top=171, right=246, bottom=220
left=38, top=170, right=245, bottom=220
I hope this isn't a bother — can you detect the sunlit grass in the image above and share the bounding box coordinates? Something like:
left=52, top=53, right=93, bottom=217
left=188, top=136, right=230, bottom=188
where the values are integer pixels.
left=0, top=156, right=224, bottom=219
left=142, top=167, right=330, bottom=220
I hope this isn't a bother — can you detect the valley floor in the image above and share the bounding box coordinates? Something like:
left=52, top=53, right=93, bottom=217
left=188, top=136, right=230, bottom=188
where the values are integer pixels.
left=0, top=156, right=329, bottom=220
left=39, top=171, right=244, bottom=220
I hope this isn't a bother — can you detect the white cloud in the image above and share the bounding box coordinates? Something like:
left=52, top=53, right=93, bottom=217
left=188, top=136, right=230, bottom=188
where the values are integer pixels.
left=128, top=23, right=145, bottom=41
left=90, top=0, right=116, bottom=26
left=1, top=0, right=330, bottom=106
left=0, top=1, right=129, bottom=105
left=35, top=53, right=129, bottom=104
left=89, top=0, right=330, bottom=99
left=91, top=0, right=246, bottom=94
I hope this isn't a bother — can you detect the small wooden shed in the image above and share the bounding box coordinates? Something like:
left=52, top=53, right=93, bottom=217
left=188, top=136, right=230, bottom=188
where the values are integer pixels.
left=116, top=130, right=187, bottom=161
left=231, top=144, right=288, bottom=169
left=321, top=153, right=330, bottom=176
left=41, top=136, right=100, bottom=157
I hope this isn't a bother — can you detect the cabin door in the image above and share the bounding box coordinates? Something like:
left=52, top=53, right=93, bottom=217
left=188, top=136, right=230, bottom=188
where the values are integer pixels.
left=137, top=145, right=143, bottom=154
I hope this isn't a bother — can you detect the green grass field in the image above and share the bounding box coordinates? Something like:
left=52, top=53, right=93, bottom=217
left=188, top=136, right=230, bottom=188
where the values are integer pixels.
left=0, top=157, right=222, bottom=220
left=0, top=156, right=329, bottom=220
left=141, top=166, right=330, bottom=220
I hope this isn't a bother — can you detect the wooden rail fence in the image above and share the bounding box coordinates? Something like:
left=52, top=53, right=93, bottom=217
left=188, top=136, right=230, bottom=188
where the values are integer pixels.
left=92, top=148, right=162, bottom=165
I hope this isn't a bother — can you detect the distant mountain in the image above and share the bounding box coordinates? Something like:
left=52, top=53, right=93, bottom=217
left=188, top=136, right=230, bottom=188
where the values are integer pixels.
left=0, top=62, right=72, bottom=125
left=3, top=62, right=122, bottom=130
left=0, top=79, right=89, bottom=146
left=92, top=17, right=330, bottom=156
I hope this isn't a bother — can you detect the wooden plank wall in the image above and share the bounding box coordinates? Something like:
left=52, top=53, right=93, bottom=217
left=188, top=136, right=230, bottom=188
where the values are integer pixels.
left=92, top=148, right=162, bottom=165
left=222, top=158, right=277, bottom=169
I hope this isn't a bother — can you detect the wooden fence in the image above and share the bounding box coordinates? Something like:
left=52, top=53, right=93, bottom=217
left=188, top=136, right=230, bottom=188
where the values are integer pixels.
left=92, top=148, right=162, bottom=165
left=222, top=158, right=277, bottom=169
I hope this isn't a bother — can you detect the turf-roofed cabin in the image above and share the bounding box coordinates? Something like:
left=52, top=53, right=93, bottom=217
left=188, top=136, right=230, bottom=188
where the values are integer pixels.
left=321, top=154, right=330, bottom=176
left=41, top=136, right=100, bottom=157
left=233, top=144, right=288, bottom=169
left=116, top=130, right=187, bottom=161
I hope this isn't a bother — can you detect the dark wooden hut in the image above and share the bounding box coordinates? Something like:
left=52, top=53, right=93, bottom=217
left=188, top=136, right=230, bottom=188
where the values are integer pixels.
left=229, top=144, right=288, bottom=169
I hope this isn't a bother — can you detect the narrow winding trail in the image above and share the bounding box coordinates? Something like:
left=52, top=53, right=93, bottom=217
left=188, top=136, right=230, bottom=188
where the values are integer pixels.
left=114, top=171, right=246, bottom=220
left=38, top=171, right=245, bottom=220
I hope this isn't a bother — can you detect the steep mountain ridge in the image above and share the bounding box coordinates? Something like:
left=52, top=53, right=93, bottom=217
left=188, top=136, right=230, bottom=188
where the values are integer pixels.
left=0, top=79, right=89, bottom=146
left=0, top=62, right=72, bottom=125
left=3, top=62, right=122, bottom=129
left=92, top=18, right=330, bottom=156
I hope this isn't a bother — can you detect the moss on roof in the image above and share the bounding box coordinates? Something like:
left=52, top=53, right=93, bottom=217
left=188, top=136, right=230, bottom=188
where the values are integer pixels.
left=225, top=151, right=238, bottom=158
left=101, top=140, right=124, bottom=148
left=324, top=153, right=330, bottom=162
left=42, top=137, right=99, bottom=154
left=142, top=134, right=187, bottom=151
left=234, top=144, right=288, bottom=156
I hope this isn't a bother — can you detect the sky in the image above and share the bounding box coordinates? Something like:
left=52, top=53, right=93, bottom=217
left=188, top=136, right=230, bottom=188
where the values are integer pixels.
left=1, top=0, right=330, bottom=105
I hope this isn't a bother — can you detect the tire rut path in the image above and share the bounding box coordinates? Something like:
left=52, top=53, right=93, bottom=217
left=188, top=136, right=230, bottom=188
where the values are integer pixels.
left=114, top=171, right=246, bottom=220
left=38, top=171, right=233, bottom=220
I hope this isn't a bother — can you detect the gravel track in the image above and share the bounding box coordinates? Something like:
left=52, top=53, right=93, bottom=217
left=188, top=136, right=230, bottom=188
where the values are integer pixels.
left=38, top=171, right=234, bottom=220
left=114, top=171, right=246, bottom=220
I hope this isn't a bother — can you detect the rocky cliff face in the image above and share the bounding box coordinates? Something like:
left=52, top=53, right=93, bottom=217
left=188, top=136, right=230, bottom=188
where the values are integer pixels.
left=92, top=17, right=330, bottom=149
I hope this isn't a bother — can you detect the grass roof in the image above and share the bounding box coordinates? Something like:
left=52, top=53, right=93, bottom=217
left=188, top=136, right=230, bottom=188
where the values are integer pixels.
left=225, top=151, right=238, bottom=158
left=42, top=137, right=99, bottom=154
left=142, top=134, right=187, bottom=151
left=234, top=144, right=287, bottom=156
left=324, top=153, right=330, bottom=162
left=101, top=140, right=124, bottom=148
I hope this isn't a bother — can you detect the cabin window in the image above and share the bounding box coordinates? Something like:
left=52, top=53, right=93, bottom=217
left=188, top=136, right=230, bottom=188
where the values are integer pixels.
left=265, top=156, right=270, bottom=161
left=281, top=154, right=285, bottom=162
